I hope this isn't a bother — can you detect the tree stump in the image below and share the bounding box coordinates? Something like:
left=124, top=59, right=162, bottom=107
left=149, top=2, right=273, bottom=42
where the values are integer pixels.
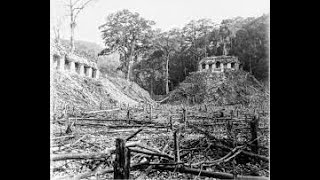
left=114, top=138, right=130, bottom=179
left=227, top=120, right=233, bottom=143
left=250, top=115, right=259, bottom=154
left=127, top=109, right=131, bottom=124
left=182, top=107, right=187, bottom=125
left=230, top=110, right=233, bottom=119
left=173, top=129, right=180, bottom=163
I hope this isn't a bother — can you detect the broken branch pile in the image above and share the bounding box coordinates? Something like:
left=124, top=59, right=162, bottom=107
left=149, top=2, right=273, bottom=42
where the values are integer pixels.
left=51, top=103, right=269, bottom=179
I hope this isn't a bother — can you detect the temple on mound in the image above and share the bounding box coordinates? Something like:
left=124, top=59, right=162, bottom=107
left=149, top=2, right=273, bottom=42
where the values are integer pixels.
left=198, top=55, right=240, bottom=73
left=50, top=40, right=100, bottom=79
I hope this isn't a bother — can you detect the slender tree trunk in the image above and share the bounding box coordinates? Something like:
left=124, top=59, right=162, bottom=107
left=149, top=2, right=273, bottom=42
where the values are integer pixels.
left=127, top=61, right=131, bottom=81
left=166, top=54, right=170, bottom=95
left=70, top=0, right=75, bottom=53
left=204, top=32, right=207, bottom=57
left=223, top=39, right=227, bottom=56
left=57, top=29, right=60, bottom=44
left=127, top=41, right=135, bottom=82
left=150, top=75, right=153, bottom=99
left=249, top=58, right=252, bottom=74
left=54, top=26, right=61, bottom=44
left=70, top=24, right=75, bottom=53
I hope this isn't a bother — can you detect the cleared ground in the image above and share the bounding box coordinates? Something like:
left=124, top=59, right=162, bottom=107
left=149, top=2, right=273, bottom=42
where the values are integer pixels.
left=50, top=104, right=269, bottom=180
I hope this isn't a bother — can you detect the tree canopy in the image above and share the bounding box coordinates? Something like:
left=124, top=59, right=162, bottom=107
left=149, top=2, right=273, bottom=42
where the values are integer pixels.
left=98, top=9, right=155, bottom=81
left=98, top=10, right=269, bottom=96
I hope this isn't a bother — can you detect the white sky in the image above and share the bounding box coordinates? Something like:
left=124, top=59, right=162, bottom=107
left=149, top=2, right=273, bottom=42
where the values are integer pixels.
left=50, top=0, right=269, bottom=46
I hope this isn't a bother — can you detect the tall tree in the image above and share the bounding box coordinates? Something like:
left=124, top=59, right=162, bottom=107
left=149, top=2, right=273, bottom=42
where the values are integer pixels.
left=52, top=17, right=64, bottom=45
left=218, top=24, right=232, bottom=55
left=182, top=19, right=215, bottom=61
left=153, top=29, right=182, bottom=94
left=66, top=0, right=96, bottom=53
left=195, top=19, right=215, bottom=57
left=132, top=50, right=165, bottom=97
left=98, top=9, right=155, bottom=82
left=230, top=14, right=269, bottom=81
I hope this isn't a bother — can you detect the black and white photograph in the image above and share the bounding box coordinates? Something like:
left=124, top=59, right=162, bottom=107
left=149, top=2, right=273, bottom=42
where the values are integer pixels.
left=50, top=0, right=270, bottom=179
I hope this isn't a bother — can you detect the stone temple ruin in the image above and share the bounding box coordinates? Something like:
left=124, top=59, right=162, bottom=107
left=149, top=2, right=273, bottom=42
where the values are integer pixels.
left=198, top=55, right=240, bottom=73
left=50, top=43, right=100, bottom=79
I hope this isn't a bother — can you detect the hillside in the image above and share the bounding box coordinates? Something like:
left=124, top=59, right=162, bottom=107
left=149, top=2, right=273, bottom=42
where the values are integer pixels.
left=51, top=7, right=269, bottom=179
left=51, top=70, right=154, bottom=120
left=167, top=70, right=269, bottom=108
left=59, top=39, right=121, bottom=76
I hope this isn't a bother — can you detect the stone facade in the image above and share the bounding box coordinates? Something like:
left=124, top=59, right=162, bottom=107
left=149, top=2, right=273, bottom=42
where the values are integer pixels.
left=198, top=55, right=239, bottom=73
left=51, top=52, right=100, bottom=79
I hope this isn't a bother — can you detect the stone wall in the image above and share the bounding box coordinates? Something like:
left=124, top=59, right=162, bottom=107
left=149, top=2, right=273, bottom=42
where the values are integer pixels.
left=51, top=53, right=100, bottom=79
left=198, top=56, right=239, bottom=73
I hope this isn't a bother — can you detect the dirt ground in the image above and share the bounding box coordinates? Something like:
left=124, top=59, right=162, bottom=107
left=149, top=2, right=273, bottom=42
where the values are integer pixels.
left=50, top=104, right=269, bottom=180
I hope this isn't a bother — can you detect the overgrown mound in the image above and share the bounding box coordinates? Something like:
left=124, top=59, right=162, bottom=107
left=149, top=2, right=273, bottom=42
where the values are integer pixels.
left=107, top=77, right=154, bottom=103
left=51, top=71, right=153, bottom=120
left=168, top=70, right=269, bottom=107
left=167, top=72, right=207, bottom=104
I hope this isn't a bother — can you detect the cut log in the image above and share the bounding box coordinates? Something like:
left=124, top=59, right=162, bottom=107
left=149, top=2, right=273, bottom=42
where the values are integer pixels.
left=153, top=165, right=269, bottom=180
left=129, top=148, right=174, bottom=160
left=83, top=108, right=120, bottom=114
left=51, top=142, right=140, bottom=162
left=51, top=152, right=112, bottom=162
left=107, top=125, right=168, bottom=129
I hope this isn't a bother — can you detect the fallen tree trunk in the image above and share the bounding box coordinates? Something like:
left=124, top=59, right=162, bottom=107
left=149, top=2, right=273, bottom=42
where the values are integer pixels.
left=131, top=144, right=163, bottom=154
left=57, top=134, right=90, bottom=151
left=83, top=108, right=121, bottom=114
left=107, top=125, right=168, bottom=129
left=51, top=135, right=75, bottom=141
left=240, top=150, right=269, bottom=162
left=126, top=128, right=143, bottom=141
left=51, top=152, right=111, bottom=161
left=51, top=142, right=140, bottom=162
left=153, top=165, right=269, bottom=180
left=69, top=118, right=132, bottom=122
left=155, top=96, right=169, bottom=103
left=74, top=123, right=108, bottom=127
left=129, top=148, right=174, bottom=160
left=104, top=129, right=140, bottom=133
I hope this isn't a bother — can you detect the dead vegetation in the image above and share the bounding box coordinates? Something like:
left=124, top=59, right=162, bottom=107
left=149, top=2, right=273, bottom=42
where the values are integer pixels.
left=167, top=70, right=269, bottom=108
left=51, top=71, right=154, bottom=121
left=50, top=66, right=269, bottom=179
left=50, top=103, right=269, bottom=180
